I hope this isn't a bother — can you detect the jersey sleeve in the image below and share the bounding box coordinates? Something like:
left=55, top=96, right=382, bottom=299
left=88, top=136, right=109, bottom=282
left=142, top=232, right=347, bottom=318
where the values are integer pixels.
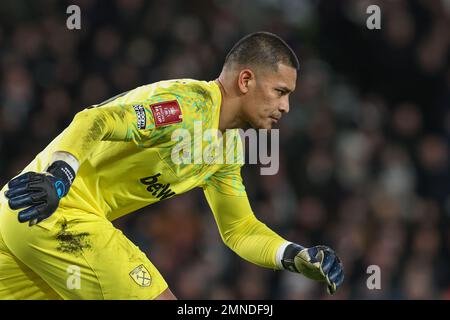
left=203, top=164, right=287, bottom=269
left=53, top=88, right=182, bottom=164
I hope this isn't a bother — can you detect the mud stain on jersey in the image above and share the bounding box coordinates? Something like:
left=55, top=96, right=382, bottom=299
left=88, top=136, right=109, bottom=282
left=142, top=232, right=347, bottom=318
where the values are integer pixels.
left=56, top=219, right=92, bottom=257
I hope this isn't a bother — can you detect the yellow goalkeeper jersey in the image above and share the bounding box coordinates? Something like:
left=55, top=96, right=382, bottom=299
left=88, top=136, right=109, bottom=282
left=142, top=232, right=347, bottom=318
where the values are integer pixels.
left=2, top=79, right=287, bottom=269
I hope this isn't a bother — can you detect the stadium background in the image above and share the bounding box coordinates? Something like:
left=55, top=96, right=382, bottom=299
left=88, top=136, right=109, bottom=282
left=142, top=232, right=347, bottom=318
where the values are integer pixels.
left=0, top=0, right=449, bottom=299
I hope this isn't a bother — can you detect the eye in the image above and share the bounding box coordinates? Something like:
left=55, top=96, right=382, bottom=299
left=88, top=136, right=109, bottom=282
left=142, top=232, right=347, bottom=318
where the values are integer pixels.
left=275, top=89, right=284, bottom=96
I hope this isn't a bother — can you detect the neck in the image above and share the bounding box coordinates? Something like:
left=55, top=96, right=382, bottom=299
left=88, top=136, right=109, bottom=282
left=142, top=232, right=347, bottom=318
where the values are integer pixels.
left=215, top=73, right=246, bottom=132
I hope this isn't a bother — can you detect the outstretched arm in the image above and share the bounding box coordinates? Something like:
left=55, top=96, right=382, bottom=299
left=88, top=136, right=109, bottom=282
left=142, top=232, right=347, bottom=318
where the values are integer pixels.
left=204, top=185, right=288, bottom=269
left=203, top=165, right=344, bottom=294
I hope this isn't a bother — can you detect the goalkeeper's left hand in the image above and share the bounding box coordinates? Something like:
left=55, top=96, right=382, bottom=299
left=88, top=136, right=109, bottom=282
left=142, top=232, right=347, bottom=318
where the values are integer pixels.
left=282, top=243, right=344, bottom=295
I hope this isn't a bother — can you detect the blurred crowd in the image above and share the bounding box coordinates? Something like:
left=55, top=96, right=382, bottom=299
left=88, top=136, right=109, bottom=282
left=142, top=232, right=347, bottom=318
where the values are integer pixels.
left=1, top=0, right=450, bottom=299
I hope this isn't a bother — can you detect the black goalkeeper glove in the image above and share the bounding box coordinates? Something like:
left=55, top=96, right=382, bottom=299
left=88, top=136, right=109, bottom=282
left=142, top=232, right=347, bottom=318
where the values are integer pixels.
left=4, top=161, right=75, bottom=226
left=282, top=243, right=344, bottom=295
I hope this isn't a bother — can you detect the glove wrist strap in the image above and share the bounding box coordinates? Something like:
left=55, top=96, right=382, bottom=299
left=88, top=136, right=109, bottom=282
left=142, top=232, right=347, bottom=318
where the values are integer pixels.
left=281, top=243, right=304, bottom=272
left=46, top=160, right=76, bottom=197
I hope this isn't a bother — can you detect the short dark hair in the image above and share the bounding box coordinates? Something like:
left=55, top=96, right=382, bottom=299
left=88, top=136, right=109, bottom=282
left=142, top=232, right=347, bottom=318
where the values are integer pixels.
left=224, top=32, right=300, bottom=71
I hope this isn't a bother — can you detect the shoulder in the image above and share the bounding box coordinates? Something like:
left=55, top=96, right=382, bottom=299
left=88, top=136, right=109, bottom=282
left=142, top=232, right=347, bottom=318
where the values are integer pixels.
left=147, top=79, right=221, bottom=127
left=111, top=79, right=221, bottom=114
left=152, top=79, right=220, bottom=108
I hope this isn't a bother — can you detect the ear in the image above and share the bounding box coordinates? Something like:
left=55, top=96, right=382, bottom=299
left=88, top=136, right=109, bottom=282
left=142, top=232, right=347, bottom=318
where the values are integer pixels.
left=237, top=69, right=254, bottom=94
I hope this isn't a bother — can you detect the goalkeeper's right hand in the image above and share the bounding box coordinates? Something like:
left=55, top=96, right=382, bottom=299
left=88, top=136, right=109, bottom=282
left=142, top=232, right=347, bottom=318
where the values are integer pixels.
left=4, top=161, right=75, bottom=226
left=281, top=243, right=344, bottom=295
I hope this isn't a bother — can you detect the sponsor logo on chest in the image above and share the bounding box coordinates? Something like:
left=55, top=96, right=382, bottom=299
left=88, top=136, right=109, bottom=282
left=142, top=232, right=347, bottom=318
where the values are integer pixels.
left=140, top=173, right=176, bottom=200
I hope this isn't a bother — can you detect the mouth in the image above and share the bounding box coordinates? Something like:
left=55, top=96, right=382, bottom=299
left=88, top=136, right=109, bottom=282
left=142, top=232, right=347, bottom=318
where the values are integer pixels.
left=270, top=116, right=281, bottom=123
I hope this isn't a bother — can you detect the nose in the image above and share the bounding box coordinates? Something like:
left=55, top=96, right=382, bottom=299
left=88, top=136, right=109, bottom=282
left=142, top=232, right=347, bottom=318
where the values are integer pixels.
left=279, top=97, right=289, bottom=114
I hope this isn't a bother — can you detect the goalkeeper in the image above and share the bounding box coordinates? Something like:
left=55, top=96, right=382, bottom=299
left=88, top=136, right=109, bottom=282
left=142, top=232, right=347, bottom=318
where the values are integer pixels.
left=0, top=32, right=343, bottom=299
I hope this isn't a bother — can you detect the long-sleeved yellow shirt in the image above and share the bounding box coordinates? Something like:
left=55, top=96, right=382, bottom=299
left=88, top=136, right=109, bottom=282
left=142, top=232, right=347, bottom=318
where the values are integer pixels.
left=1, top=79, right=288, bottom=270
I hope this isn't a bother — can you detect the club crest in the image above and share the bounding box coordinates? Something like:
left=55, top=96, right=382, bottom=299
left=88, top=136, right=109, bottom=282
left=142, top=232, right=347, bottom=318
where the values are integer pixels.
left=129, top=264, right=152, bottom=287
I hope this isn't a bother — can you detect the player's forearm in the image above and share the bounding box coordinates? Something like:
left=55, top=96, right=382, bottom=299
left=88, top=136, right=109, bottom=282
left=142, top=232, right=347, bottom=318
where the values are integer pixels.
left=221, top=214, right=289, bottom=270
left=204, top=187, right=289, bottom=269
left=50, top=151, right=80, bottom=174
